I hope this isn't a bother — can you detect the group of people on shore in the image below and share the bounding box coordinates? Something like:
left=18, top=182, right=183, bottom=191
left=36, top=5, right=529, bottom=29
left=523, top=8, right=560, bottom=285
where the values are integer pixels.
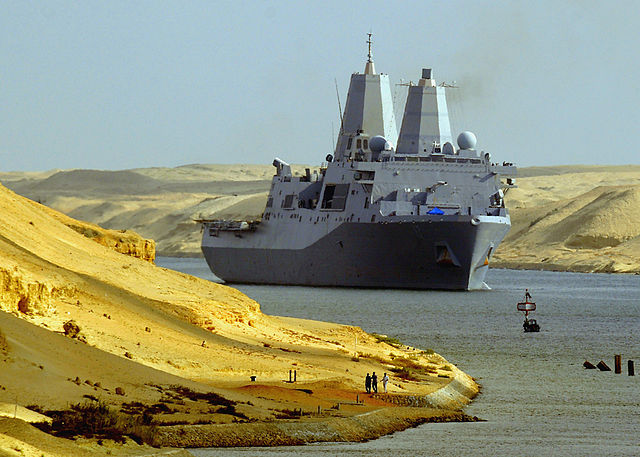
left=365, top=372, right=389, bottom=394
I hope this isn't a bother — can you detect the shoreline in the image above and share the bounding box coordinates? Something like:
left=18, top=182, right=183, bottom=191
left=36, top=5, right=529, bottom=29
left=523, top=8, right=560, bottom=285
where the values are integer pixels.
left=150, top=370, right=479, bottom=448
left=0, top=369, right=480, bottom=453
left=490, top=261, right=640, bottom=275
left=152, top=407, right=479, bottom=448
left=0, top=365, right=479, bottom=453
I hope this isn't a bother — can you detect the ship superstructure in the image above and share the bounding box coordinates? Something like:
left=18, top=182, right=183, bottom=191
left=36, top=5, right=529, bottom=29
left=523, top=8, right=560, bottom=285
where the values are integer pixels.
left=200, top=38, right=516, bottom=290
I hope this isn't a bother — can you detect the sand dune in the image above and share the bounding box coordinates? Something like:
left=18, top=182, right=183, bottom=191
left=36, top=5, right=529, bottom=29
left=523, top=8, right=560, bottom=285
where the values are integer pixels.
left=516, top=165, right=640, bottom=178
left=131, top=164, right=310, bottom=182
left=493, top=172, right=640, bottom=272
left=3, top=166, right=285, bottom=257
left=0, top=181, right=474, bottom=453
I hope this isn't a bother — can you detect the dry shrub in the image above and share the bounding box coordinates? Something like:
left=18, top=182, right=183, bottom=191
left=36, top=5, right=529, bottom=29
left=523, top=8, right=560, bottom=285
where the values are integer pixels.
left=390, top=366, right=420, bottom=381
left=390, top=357, right=441, bottom=381
left=17, top=297, right=30, bottom=314
left=359, top=353, right=392, bottom=365
left=274, top=408, right=306, bottom=419
left=63, top=320, right=87, bottom=343
left=392, top=357, right=425, bottom=371
left=34, top=400, right=156, bottom=445
left=167, top=385, right=235, bottom=406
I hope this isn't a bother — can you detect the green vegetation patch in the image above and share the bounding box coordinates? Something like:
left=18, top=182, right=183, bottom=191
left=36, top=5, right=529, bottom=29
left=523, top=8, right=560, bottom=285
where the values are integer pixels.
left=371, top=333, right=403, bottom=348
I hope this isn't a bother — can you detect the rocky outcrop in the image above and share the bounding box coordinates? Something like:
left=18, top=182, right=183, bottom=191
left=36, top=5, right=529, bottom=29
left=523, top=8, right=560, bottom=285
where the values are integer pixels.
left=17, top=194, right=157, bottom=263
left=65, top=223, right=156, bottom=263
left=0, top=267, right=73, bottom=315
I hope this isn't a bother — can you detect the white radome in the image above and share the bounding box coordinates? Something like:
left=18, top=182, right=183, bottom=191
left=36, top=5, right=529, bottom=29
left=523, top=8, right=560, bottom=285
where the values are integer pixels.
left=369, top=135, right=393, bottom=153
left=457, top=131, right=477, bottom=150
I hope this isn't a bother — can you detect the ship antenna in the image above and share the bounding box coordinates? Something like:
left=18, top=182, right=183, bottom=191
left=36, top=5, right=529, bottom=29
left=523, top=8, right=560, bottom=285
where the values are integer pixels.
left=364, top=32, right=375, bottom=75
left=335, top=78, right=344, bottom=134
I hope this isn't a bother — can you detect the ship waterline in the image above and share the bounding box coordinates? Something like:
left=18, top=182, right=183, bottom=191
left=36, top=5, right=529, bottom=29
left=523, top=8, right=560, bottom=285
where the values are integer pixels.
left=203, top=215, right=510, bottom=290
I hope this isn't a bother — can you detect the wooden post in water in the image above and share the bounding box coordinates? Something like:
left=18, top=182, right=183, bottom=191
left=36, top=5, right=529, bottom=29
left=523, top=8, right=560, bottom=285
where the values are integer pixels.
left=294, top=369, right=297, bottom=382
left=629, top=360, right=635, bottom=376
left=289, top=369, right=292, bottom=382
left=317, top=405, right=321, bottom=415
left=615, top=355, right=622, bottom=374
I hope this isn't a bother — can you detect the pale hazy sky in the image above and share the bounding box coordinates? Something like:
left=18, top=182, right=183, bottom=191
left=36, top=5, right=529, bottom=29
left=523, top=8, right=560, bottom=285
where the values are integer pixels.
left=2, top=1, right=639, bottom=171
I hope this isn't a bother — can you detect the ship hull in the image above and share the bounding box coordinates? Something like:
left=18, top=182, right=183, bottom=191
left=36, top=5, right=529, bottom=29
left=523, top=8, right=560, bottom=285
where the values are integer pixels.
left=202, top=216, right=510, bottom=290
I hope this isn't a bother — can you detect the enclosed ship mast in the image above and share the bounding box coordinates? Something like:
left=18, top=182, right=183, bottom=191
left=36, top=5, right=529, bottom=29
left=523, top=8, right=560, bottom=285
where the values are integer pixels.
left=334, top=34, right=397, bottom=162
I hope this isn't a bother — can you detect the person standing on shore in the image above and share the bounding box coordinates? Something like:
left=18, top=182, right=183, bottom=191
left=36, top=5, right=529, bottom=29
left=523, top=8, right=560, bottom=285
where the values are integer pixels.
left=382, top=373, right=389, bottom=393
left=371, top=372, right=378, bottom=393
left=365, top=373, right=371, bottom=393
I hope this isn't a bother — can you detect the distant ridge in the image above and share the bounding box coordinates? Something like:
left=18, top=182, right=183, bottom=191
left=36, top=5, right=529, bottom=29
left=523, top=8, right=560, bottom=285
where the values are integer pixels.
left=9, top=169, right=162, bottom=196
left=517, top=165, right=640, bottom=178
left=3, top=163, right=640, bottom=269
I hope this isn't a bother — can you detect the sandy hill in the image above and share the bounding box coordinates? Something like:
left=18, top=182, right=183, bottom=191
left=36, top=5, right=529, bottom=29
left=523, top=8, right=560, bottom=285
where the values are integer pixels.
left=9, top=170, right=163, bottom=196
left=491, top=166, right=640, bottom=273
left=516, top=165, right=640, bottom=178
left=0, top=182, right=473, bottom=453
left=493, top=184, right=640, bottom=272
left=1, top=165, right=313, bottom=257
left=131, top=164, right=310, bottom=182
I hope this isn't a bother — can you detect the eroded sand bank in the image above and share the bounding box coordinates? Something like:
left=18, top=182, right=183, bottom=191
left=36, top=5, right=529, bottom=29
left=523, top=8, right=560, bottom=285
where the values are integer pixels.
left=0, top=182, right=478, bottom=454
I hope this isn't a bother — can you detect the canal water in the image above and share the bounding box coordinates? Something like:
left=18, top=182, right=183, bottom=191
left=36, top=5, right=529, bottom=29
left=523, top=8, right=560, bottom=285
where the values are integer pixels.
left=156, top=257, right=640, bottom=456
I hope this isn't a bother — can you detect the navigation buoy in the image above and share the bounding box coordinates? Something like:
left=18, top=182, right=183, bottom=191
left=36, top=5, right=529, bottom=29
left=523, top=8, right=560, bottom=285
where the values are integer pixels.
left=517, top=289, right=540, bottom=332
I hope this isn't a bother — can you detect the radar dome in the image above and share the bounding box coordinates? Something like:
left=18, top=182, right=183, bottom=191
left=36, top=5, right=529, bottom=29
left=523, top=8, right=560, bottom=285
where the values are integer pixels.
left=369, top=135, right=393, bottom=153
left=457, top=131, right=477, bottom=150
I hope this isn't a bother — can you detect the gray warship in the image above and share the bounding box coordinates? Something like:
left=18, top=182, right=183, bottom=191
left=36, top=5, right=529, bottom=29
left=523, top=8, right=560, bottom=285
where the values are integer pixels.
left=201, top=39, right=516, bottom=290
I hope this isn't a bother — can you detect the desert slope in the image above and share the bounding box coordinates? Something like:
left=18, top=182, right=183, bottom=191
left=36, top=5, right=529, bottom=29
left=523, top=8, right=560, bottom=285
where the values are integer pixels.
left=491, top=167, right=640, bottom=273
left=0, top=181, right=476, bottom=452
left=1, top=165, right=303, bottom=257
left=493, top=184, right=640, bottom=272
